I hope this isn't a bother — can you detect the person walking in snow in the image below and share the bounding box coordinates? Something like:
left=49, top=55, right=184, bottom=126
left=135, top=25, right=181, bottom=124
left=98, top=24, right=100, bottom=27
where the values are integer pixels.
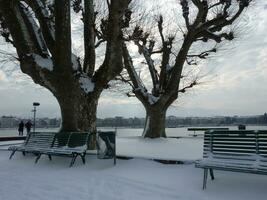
left=25, top=120, right=33, bottom=134
left=18, top=121, right=24, bottom=136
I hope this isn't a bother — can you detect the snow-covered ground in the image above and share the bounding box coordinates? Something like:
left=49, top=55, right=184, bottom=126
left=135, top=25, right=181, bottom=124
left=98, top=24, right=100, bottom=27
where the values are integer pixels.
left=0, top=137, right=267, bottom=200
left=117, top=137, right=203, bottom=161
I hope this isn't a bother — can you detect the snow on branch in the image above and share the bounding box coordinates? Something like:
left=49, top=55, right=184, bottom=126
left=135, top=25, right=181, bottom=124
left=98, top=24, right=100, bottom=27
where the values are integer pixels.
left=31, top=53, right=53, bottom=71
left=20, top=2, right=49, bottom=56
left=79, top=73, right=95, bottom=93
left=122, top=42, right=145, bottom=91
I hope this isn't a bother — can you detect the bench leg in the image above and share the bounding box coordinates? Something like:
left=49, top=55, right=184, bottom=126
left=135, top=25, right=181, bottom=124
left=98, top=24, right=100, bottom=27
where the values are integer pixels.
left=69, top=154, right=78, bottom=167
left=203, top=168, right=208, bottom=190
left=22, top=151, right=26, bottom=156
left=80, top=153, right=86, bottom=164
left=209, top=169, right=215, bottom=180
left=9, top=150, right=16, bottom=159
left=113, top=148, right=116, bottom=165
left=48, top=154, right=52, bottom=161
left=35, top=154, right=42, bottom=164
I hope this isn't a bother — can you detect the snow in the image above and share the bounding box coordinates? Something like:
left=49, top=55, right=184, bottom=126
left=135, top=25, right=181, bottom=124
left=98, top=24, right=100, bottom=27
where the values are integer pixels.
left=117, top=137, right=203, bottom=161
left=166, top=63, right=172, bottom=71
left=134, top=87, right=160, bottom=105
left=32, top=54, right=53, bottom=71
left=72, top=54, right=79, bottom=70
left=147, top=93, right=160, bottom=105
left=0, top=137, right=267, bottom=200
left=79, top=75, right=95, bottom=93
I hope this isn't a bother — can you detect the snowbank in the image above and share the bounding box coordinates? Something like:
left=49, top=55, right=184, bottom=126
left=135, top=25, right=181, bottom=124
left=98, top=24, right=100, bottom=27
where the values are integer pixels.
left=1, top=136, right=267, bottom=200
left=0, top=150, right=267, bottom=200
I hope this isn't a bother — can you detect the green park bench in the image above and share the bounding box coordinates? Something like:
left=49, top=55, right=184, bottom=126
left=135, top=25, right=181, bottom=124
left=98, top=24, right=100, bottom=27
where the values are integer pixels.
left=195, top=130, right=267, bottom=189
left=8, top=132, right=91, bottom=167
left=35, top=132, right=91, bottom=167
left=8, top=132, right=56, bottom=159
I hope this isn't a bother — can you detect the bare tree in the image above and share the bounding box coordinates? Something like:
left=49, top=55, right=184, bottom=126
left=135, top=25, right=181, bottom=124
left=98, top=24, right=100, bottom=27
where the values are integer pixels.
left=0, top=0, right=130, bottom=140
left=122, top=0, right=252, bottom=138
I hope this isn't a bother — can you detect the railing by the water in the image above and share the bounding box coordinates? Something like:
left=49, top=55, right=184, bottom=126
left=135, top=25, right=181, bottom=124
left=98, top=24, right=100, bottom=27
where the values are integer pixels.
left=187, top=127, right=229, bottom=137
left=0, top=136, right=26, bottom=142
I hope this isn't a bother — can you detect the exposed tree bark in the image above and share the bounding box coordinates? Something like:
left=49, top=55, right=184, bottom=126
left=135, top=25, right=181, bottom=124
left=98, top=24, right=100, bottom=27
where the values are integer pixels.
left=83, top=0, right=96, bottom=77
left=0, top=0, right=130, bottom=147
left=122, top=0, right=252, bottom=138
left=143, top=106, right=167, bottom=138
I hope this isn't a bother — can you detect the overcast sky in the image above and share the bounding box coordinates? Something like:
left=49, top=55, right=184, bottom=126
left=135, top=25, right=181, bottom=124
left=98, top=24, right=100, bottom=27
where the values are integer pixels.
left=0, top=1, right=267, bottom=119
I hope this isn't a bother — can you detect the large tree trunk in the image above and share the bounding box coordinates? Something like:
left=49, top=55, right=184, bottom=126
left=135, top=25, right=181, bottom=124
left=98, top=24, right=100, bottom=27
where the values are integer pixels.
left=142, top=106, right=167, bottom=138
left=41, top=74, right=102, bottom=149
left=56, top=91, right=99, bottom=133
left=57, top=91, right=99, bottom=149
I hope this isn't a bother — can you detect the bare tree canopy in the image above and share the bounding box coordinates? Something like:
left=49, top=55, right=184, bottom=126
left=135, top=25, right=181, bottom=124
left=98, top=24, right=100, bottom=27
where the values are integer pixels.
left=122, top=0, right=253, bottom=138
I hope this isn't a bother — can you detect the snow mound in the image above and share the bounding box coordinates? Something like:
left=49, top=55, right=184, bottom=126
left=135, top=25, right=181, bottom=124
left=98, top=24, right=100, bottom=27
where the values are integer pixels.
left=79, top=75, right=95, bottom=93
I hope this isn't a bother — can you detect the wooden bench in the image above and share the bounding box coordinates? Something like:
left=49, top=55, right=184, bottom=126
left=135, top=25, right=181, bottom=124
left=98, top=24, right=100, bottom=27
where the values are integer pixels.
left=8, top=132, right=56, bottom=159
left=195, top=130, right=267, bottom=189
left=97, top=131, right=116, bottom=165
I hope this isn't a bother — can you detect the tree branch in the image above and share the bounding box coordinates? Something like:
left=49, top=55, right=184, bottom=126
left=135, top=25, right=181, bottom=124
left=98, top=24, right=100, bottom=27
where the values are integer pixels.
left=134, top=41, right=159, bottom=95
left=19, top=3, right=49, bottom=56
left=83, top=0, right=96, bottom=77
left=157, top=17, right=174, bottom=95
left=25, top=0, right=55, bottom=55
left=122, top=42, right=144, bottom=90
left=94, top=39, right=105, bottom=48
left=93, top=0, right=131, bottom=88
left=187, top=47, right=217, bottom=59
left=178, top=80, right=198, bottom=93
left=180, top=0, right=190, bottom=29
left=0, top=1, right=37, bottom=57
left=54, top=0, right=72, bottom=72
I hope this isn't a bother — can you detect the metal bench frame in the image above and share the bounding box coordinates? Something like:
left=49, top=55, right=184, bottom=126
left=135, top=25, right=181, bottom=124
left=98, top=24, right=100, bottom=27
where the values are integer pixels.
left=195, top=130, right=267, bottom=189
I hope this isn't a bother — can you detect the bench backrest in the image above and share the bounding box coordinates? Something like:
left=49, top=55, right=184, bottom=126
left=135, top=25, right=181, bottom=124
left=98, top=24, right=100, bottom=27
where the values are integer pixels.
left=67, top=132, right=90, bottom=148
left=22, top=132, right=33, bottom=146
left=204, top=130, right=267, bottom=159
left=25, top=132, right=56, bottom=149
left=52, top=132, right=72, bottom=148
left=258, top=131, right=267, bottom=157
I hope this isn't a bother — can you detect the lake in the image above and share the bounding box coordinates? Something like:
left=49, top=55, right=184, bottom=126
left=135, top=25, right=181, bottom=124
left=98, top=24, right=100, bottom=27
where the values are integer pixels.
left=1, top=125, right=267, bottom=137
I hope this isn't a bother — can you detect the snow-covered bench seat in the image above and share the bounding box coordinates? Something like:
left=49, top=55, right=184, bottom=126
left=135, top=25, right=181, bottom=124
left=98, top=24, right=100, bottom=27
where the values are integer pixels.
left=8, top=132, right=56, bottom=159
left=97, top=131, right=116, bottom=165
left=195, top=130, right=267, bottom=189
left=35, top=132, right=91, bottom=167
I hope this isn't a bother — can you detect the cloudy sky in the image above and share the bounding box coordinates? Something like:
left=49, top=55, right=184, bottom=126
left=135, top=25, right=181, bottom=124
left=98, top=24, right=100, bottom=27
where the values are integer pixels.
left=0, top=1, right=267, bottom=119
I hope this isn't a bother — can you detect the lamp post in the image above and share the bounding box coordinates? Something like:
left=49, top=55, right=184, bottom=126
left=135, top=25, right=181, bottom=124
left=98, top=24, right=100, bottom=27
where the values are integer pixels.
left=32, top=102, right=40, bottom=133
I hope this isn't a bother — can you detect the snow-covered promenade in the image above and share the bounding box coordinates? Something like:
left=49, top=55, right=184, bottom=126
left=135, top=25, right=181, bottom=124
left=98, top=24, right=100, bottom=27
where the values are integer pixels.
left=0, top=137, right=267, bottom=200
